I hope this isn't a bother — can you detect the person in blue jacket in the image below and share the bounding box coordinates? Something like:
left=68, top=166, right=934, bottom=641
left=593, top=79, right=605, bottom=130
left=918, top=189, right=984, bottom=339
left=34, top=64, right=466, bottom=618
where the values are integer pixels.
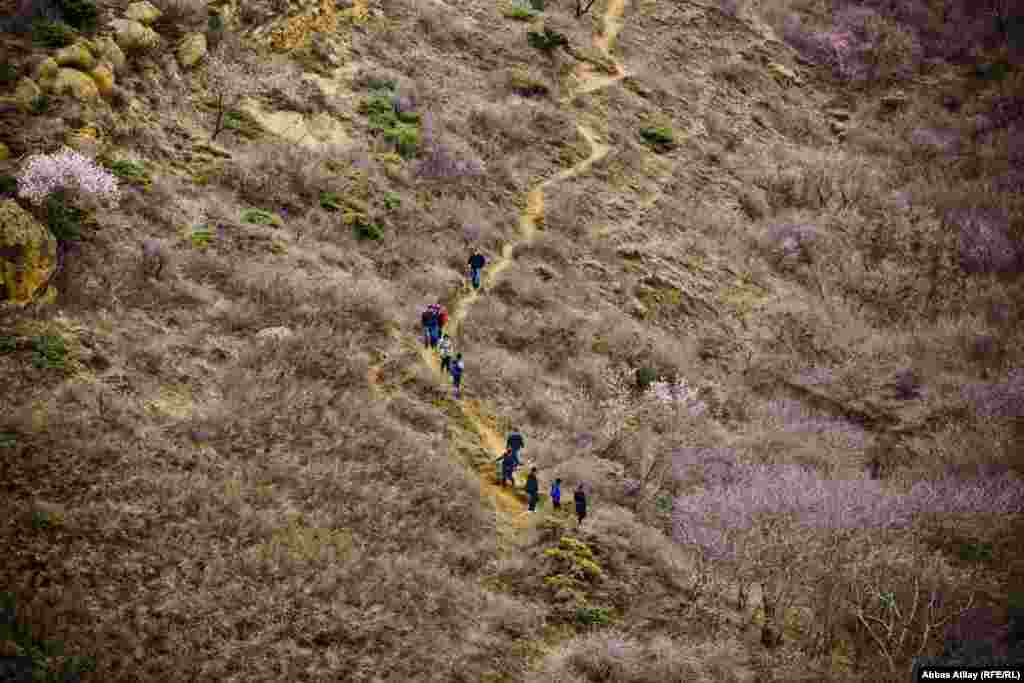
left=574, top=483, right=587, bottom=528
left=550, top=478, right=562, bottom=510
left=498, top=448, right=519, bottom=487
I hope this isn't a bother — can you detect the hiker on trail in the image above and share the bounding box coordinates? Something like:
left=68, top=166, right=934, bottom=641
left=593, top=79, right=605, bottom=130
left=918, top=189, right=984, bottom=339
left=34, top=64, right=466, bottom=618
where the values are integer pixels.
left=574, top=483, right=587, bottom=528
left=468, top=249, right=487, bottom=290
left=437, top=304, right=449, bottom=336
left=498, top=448, right=519, bottom=487
left=438, top=333, right=454, bottom=375
left=421, top=306, right=437, bottom=349
left=451, top=352, right=464, bottom=399
left=550, top=478, right=562, bottom=509
left=506, top=428, right=525, bottom=458
left=526, top=467, right=539, bottom=512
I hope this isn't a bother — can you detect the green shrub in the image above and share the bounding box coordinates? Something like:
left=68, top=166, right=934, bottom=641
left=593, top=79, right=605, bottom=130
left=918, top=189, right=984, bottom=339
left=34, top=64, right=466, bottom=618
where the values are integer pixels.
left=57, top=0, right=98, bottom=32
left=319, top=191, right=343, bottom=211
left=527, top=27, right=567, bottom=51
left=0, top=336, right=16, bottom=353
left=655, top=494, right=673, bottom=514
left=382, top=191, right=401, bottom=211
left=639, top=126, right=676, bottom=152
left=974, top=61, right=1010, bottom=82
left=32, top=21, right=76, bottom=47
left=31, top=509, right=65, bottom=530
left=0, top=432, right=16, bottom=449
left=103, top=159, right=151, bottom=187
left=223, top=110, right=244, bottom=130
left=0, top=175, right=17, bottom=196
left=635, top=366, right=658, bottom=390
left=29, top=94, right=51, bottom=115
left=353, top=216, right=384, bottom=241
left=364, top=75, right=396, bottom=92
left=190, top=224, right=213, bottom=248
left=0, top=63, right=18, bottom=85
left=32, top=334, right=67, bottom=370
left=384, top=123, right=420, bottom=159
left=957, top=541, right=994, bottom=563
left=575, top=605, right=612, bottom=627
left=241, top=208, right=282, bottom=226
left=505, top=0, right=538, bottom=20
left=529, top=0, right=545, bottom=9
left=45, top=190, right=85, bottom=242
left=396, top=110, right=421, bottom=124
left=206, top=13, right=225, bottom=49
left=360, top=94, right=399, bottom=129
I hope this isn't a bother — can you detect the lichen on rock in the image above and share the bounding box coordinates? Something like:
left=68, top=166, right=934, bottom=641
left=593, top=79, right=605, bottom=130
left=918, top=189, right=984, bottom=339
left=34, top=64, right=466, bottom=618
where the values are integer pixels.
left=0, top=200, right=59, bottom=306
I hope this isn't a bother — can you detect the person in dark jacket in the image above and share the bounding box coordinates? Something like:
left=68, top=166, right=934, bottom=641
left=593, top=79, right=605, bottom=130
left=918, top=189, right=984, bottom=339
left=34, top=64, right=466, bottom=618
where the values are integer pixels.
left=468, top=250, right=487, bottom=290
left=550, top=478, right=562, bottom=509
left=421, top=307, right=435, bottom=349
left=450, top=353, right=464, bottom=399
left=574, top=483, right=587, bottom=528
left=498, top=448, right=519, bottom=487
left=526, top=467, right=539, bottom=512
left=506, top=429, right=525, bottom=458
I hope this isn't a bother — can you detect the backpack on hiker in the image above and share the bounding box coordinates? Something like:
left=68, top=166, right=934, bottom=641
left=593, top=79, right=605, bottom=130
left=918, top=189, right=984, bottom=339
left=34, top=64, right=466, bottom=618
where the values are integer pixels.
left=438, top=306, right=449, bottom=328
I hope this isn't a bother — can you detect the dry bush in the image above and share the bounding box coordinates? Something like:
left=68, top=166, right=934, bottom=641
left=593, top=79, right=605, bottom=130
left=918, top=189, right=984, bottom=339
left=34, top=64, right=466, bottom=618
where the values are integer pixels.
left=151, top=0, right=208, bottom=33
left=531, top=631, right=753, bottom=682
left=212, top=141, right=339, bottom=210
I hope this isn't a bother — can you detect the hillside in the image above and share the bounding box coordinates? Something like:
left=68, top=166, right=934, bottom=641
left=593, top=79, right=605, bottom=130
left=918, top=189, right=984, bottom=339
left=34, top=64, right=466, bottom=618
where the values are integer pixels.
left=1, top=0, right=1023, bottom=680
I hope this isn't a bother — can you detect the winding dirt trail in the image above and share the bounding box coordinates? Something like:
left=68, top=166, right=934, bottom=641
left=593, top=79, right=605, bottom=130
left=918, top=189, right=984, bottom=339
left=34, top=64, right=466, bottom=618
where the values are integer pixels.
left=369, top=0, right=630, bottom=559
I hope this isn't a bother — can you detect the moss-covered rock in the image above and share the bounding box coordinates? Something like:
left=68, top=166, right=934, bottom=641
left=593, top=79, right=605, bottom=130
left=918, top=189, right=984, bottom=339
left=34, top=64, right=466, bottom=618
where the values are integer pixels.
left=89, top=63, right=115, bottom=97
left=95, top=36, right=127, bottom=74
left=110, top=19, right=161, bottom=53
left=52, top=68, right=100, bottom=101
left=14, top=78, right=42, bottom=113
left=54, top=43, right=96, bottom=71
left=0, top=200, right=59, bottom=306
left=177, top=32, right=207, bottom=69
left=33, top=57, right=59, bottom=88
left=0, top=143, right=9, bottom=162
left=125, top=1, right=162, bottom=25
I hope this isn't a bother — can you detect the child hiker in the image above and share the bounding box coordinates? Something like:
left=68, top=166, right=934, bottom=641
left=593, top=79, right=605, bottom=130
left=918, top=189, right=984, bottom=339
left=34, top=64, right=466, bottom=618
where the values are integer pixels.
left=550, top=478, right=561, bottom=509
left=451, top=353, right=464, bottom=399
left=438, top=333, right=453, bottom=375
left=497, top=448, right=519, bottom=487
left=526, top=467, right=539, bottom=513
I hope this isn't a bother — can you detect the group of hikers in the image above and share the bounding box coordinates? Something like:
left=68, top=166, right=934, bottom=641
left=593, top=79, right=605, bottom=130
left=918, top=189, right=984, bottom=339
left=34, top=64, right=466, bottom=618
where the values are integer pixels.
left=496, top=430, right=589, bottom=526
left=420, top=251, right=591, bottom=524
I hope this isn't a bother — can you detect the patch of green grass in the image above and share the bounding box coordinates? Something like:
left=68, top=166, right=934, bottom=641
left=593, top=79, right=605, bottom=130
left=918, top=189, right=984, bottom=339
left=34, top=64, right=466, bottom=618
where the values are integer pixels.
left=32, top=21, right=76, bottom=48
left=223, top=109, right=244, bottom=130
left=575, top=605, right=612, bottom=627
left=359, top=94, right=421, bottom=159
left=635, top=366, right=658, bottom=390
left=527, top=27, right=567, bottom=52
left=0, top=175, right=17, bottom=196
left=0, top=432, right=16, bottom=449
left=0, top=335, right=16, bottom=353
left=30, top=93, right=52, bottom=115
left=31, top=334, right=67, bottom=370
left=319, top=191, right=342, bottom=211
left=190, top=224, right=213, bottom=248
left=0, top=63, right=18, bottom=85
left=241, top=208, right=282, bottom=226
left=31, top=509, right=65, bottom=531
left=382, top=191, right=401, bottom=211
left=957, top=541, right=994, bottom=563
left=44, top=190, right=84, bottom=242
left=0, top=592, right=96, bottom=681
left=103, top=159, right=151, bottom=187
left=57, top=0, right=98, bottom=32
left=504, top=0, right=539, bottom=20
left=352, top=216, right=384, bottom=241
left=639, top=126, right=677, bottom=152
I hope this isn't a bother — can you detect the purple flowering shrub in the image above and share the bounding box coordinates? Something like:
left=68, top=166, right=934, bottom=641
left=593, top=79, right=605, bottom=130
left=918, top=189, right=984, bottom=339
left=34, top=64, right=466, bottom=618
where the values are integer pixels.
left=416, top=112, right=486, bottom=180
left=945, top=206, right=1020, bottom=275
left=17, top=147, right=121, bottom=206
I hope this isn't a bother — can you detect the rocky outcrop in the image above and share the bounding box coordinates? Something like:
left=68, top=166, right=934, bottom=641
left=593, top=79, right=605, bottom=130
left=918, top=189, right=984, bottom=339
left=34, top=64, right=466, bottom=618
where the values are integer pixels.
left=54, top=43, right=97, bottom=71
left=0, top=200, right=58, bottom=306
left=110, top=18, right=162, bottom=53
left=52, top=68, right=101, bottom=101
left=125, top=1, right=162, bottom=25
left=95, top=36, right=127, bottom=74
left=89, top=63, right=116, bottom=97
left=13, top=78, right=42, bottom=112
